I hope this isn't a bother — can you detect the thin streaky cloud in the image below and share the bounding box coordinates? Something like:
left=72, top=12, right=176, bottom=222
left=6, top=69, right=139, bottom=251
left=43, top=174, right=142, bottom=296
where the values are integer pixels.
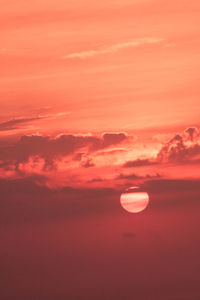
left=0, top=112, right=71, bottom=132
left=0, top=117, right=46, bottom=132
left=61, top=37, right=165, bottom=59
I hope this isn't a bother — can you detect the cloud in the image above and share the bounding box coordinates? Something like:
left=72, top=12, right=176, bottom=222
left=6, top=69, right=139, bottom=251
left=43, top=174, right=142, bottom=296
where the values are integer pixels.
left=116, top=173, right=144, bottom=180
left=2, top=176, right=199, bottom=227
left=1, top=127, right=200, bottom=187
left=116, top=172, right=161, bottom=180
left=87, top=177, right=104, bottom=183
left=144, top=178, right=200, bottom=194
left=157, top=127, right=200, bottom=164
left=123, top=158, right=158, bottom=168
left=0, top=112, right=69, bottom=132
left=61, top=37, right=164, bottom=59
left=121, top=127, right=200, bottom=171
left=142, top=179, right=200, bottom=209
left=0, top=176, right=119, bottom=225
left=101, top=132, right=127, bottom=148
left=184, top=127, right=200, bottom=142
left=80, top=155, right=95, bottom=168
left=97, top=149, right=126, bottom=156
left=0, top=132, right=128, bottom=172
left=0, top=117, right=46, bottom=131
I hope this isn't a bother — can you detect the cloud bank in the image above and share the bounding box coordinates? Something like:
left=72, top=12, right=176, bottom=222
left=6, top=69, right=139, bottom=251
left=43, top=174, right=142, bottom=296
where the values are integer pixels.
left=0, top=126, right=199, bottom=189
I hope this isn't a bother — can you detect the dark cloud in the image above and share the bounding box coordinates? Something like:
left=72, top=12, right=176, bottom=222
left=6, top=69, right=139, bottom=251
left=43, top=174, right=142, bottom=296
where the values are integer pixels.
left=116, top=173, right=143, bottom=180
left=123, top=158, right=158, bottom=168
left=157, top=128, right=200, bottom=164
left=0, top=176, right=119, bottom=226
left=102, top=133, right=127, bottom=148
left=0, top=132, right=128, bottom=166
left=2, top=176, right=199, bottom=227
left=73, top=152, right=84, bottom=161
left=87, top=177, right=104, bottom=183
left=81, top=155, right=95, bottom=168
left=1, top=177, right=200, bottom=300
left=143, top=179, right=200, bottom=209
left=157, top=134, right=185, bottom=162
left=116, top=172, right=161, bottom=180
left=184, top=127, right=199, bottom=141
left=144, top=178, right=200, bottom=194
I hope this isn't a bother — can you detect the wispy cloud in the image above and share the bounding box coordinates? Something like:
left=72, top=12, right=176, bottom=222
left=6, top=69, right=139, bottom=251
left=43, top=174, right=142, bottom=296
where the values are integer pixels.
left=0, top=117, right=45, bottom=132
left=61, top=37, right=165, bottom=59
left=0, top=112, right=70, bottom=132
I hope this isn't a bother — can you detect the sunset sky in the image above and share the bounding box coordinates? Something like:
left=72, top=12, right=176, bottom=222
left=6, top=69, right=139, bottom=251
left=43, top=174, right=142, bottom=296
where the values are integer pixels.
left=1, top=1, right=200, bottom=299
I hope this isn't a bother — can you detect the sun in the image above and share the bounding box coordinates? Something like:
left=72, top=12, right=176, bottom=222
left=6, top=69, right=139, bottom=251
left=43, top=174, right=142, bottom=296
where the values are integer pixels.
left=120, top=186, right=149, bottom=213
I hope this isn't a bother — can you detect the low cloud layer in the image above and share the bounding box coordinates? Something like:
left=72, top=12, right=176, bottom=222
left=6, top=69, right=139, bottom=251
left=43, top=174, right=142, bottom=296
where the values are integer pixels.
left=0, top=132, right=129, bottom=186
left=0, top=127, right=200, bottom=188
left=1, top=176, right=200, bottom=226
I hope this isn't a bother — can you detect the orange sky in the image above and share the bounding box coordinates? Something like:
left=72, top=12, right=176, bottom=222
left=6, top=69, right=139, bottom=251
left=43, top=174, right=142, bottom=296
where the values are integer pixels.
left=1, top=0, right=200, bottom=132
left=0, top=0, right=200, bottom=187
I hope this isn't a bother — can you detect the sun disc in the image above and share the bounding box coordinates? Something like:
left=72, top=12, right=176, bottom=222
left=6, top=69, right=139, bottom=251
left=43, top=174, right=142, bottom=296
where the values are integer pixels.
left=120, top=187, right=149, bottom=213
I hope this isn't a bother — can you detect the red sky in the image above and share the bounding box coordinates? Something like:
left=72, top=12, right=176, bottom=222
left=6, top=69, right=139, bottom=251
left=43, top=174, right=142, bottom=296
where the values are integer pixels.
left=1, top=1, right=200, bottom=299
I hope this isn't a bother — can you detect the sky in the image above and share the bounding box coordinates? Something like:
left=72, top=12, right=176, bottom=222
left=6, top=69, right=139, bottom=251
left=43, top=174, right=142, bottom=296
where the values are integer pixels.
left=1, top=0, right=200, bottom=299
